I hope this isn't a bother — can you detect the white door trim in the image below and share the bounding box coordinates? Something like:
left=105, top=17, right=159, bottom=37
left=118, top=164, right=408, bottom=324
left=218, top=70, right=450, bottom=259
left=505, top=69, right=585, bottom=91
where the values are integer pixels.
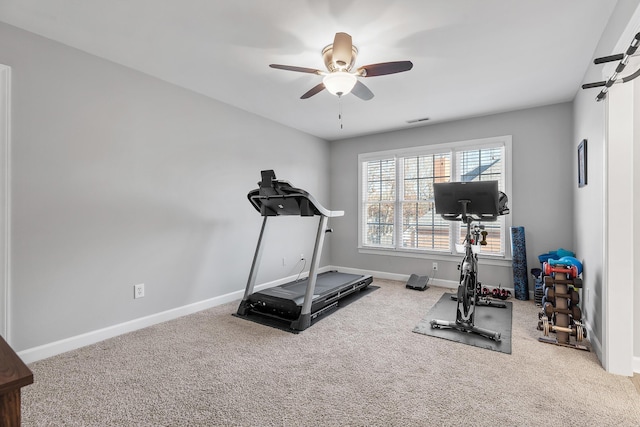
left=0, top=65, right=10, bottom=341
left=604, top=81, right=635, bottom=376
left=600, top=5, right=640, bottom=376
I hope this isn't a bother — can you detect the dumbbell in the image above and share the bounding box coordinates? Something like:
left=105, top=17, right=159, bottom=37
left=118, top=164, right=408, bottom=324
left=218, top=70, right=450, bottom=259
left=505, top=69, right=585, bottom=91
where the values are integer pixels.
left=544, top=275, right=583, bottom=288
left=541, top=301, right=581, bottom=322
left=542, top=301, right=555, bottom=319
left=543, top=262, right=578, bottom=278
left=544, top=276, right=555, bottom=288
left=571, top=305, right=582, bottom=321
left=544, top=287, right=580, bottom=304
left=480, top=230, right=488, bottom=245
left=539, top=317, right=587, bottom=342
left=538, top=309, right=554, bottom=323
left=570, top=287, right=580, bottom=304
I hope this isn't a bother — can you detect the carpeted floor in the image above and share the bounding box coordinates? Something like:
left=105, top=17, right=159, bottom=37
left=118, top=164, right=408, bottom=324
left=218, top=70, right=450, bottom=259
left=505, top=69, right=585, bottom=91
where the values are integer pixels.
left=22, top=279, right=640, bottom=426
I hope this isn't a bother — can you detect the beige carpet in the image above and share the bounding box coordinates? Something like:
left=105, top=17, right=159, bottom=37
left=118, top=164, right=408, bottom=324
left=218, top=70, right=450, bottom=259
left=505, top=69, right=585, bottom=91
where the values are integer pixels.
left=22, top=279, right=640, bottom=426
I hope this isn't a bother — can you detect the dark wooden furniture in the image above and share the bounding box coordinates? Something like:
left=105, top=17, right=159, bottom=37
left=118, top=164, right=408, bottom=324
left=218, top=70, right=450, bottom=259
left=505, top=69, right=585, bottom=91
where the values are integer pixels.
left=0, top=335, right=33, bottom=426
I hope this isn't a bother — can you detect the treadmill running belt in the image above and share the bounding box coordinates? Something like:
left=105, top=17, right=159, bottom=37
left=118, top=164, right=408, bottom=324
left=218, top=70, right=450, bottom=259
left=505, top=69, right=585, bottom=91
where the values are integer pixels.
left=241, top=271, right=373, bottom=329
left=257, top=271, right=368, bottom=303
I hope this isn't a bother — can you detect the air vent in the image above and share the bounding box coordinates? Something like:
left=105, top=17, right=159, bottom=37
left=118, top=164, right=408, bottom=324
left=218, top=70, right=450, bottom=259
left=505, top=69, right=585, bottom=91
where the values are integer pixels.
left=406, top=117, right=429, bottom=124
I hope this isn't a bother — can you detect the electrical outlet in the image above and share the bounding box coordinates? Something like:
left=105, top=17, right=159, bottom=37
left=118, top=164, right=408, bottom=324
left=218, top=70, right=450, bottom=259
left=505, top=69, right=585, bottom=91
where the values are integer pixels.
left=134, top=283, right=145, bottom=299
left=432, top=262, right=438, bottom=271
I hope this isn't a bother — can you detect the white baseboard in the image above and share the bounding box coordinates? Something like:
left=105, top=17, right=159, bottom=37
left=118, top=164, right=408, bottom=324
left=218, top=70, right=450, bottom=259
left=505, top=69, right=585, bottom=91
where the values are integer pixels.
left=329, top=265, right=532, bottom=295
left=18, top=270, right=327, bottom=365
left=583, top=319, right=603, bottom=367
left=14, top=265, right=539, bottom=365
left=583, top=319, right=638, bottom=375
left=18, top=296, right=233, bottom=364
left=329, top=265, right=459, bottom=289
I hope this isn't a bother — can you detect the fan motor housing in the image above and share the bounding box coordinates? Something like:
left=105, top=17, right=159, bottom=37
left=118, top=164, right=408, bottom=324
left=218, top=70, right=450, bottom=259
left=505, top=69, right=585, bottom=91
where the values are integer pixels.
left=322, top=44, right=358, bottom=72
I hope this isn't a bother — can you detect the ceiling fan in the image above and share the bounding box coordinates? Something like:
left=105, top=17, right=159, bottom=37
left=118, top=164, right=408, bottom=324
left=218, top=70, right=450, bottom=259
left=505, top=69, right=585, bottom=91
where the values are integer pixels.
left=269, top=32, right=413, bottom=100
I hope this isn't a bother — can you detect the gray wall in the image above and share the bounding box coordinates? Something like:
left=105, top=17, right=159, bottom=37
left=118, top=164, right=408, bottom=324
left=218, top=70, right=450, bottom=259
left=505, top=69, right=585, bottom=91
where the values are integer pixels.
left=572, top=0, right=640, bottom=362
left=571, top=37, right=608, bottom=356
left=1, top=22, right=331, bottom=351
left=329, top=103, right=575, bottom=289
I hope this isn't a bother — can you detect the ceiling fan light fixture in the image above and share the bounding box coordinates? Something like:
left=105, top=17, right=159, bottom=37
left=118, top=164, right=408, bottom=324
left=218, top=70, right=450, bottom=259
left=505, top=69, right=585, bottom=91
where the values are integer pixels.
left=270, top=32, right=412, bottom=101
left=323, top=71, right=357, bottom=96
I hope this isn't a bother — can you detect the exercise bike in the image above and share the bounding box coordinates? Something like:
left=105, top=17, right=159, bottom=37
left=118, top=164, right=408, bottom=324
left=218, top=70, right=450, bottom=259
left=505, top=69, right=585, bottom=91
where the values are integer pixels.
left=429, top=181, right=509, bottom=342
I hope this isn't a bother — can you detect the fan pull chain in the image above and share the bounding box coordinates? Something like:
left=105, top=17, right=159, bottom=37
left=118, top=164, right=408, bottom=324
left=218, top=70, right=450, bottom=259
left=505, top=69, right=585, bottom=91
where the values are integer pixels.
left=338, top=95, right=343, bottom=129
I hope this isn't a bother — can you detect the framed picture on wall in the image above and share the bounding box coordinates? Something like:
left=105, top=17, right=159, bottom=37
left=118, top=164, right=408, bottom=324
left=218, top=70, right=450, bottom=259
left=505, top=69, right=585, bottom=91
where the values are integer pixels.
left=578, top=139, right=587, bottom=188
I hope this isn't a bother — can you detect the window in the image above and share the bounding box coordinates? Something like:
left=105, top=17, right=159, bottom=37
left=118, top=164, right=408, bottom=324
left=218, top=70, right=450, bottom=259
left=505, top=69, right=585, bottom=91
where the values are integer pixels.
left=359, top=136, right=512, bottom=258
left=363, top=158, right=396, bottom=246
left=401, top=153, right=451, bottom=250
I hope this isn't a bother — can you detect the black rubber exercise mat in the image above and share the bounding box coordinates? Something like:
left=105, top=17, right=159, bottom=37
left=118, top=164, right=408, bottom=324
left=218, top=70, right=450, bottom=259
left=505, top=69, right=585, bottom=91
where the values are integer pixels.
left=413, top=293, right=512, bottom=354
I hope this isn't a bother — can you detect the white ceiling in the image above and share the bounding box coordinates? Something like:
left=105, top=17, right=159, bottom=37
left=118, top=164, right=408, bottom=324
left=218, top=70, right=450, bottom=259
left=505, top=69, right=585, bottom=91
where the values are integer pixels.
left=0, top=0, right=618, bottom=141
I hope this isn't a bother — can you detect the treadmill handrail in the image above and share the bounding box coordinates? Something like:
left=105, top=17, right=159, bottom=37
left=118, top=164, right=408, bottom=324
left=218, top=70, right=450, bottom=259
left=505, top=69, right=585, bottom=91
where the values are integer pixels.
left=247, top=187, right=344, bottom=218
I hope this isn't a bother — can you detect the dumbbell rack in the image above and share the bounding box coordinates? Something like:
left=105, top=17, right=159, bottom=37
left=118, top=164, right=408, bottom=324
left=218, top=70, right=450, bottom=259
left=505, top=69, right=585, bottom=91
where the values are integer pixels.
left=537, top=263, right=589, bottom=351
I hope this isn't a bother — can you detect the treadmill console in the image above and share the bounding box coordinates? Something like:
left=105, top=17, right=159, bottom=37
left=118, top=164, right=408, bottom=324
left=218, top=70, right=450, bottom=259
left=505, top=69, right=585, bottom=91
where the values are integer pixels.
left=249, top=170, right=317, bottom=217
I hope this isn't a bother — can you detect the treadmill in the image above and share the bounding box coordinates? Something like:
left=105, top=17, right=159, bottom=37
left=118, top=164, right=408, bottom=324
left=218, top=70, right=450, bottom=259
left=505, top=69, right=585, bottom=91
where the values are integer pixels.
left=236, top=170, right=373, bottom=331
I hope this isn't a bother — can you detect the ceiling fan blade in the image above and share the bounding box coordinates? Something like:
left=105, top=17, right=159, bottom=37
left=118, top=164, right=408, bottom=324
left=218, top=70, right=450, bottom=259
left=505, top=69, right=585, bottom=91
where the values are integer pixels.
left=301, top=83, right=326, bottom=99
left=269, top=64, right=323, bottom=75
left=351, top=80, right=374, bottom=101
left=332, top=32, right=353, bottom=69
left=357, top=61, right=413, bottom=77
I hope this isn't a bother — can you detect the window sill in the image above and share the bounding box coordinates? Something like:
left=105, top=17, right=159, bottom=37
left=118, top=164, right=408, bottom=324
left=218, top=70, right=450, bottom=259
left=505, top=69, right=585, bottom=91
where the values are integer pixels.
left=358, top=247, right=513, bottom=267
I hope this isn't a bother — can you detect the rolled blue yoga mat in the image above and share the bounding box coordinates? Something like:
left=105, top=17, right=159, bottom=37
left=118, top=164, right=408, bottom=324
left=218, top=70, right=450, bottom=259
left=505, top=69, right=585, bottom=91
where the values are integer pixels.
left=510, top=226, right=529, bottom=300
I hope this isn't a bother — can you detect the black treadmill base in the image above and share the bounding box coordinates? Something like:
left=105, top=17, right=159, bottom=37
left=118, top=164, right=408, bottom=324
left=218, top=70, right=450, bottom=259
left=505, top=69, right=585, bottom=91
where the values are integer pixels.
left=234, top=285, right=379, bottom=333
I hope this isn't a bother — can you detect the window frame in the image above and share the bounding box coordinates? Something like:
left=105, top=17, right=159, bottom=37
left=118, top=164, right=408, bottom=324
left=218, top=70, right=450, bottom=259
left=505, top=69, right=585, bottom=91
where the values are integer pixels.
left=358, top=135, right=513, bottom=263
